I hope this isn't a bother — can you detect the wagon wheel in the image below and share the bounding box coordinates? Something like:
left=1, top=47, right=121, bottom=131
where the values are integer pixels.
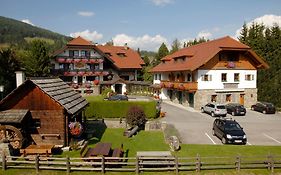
left=0, top=125, right=23, bottom=149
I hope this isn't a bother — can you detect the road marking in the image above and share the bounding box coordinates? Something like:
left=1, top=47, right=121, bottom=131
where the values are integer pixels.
left=205, top=133, right=216, bottom=144
left=263, top=133, right=281, bottom=144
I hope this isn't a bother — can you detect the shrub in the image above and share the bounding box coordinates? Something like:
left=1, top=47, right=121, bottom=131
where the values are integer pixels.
left=101, top=87, right=114, bottom=97
left=126, top=106, right=147, bottom=128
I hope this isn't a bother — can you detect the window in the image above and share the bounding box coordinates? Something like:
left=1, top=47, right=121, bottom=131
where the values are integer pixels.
left=221, top=73, right=227, bottom=82
left=117, top=53, right=126, bottom=57
left=187, top=73, right=192, bottom=82
left=81, top=50, right=88, bottom=57
left=69, top=50, right=74, bottom=57
left=226, top=94, right=232, bottom=102
left=159, top=74, right=161, bottom=80
left=154, top=74, right=158, bottom=80
left=211, top=95, right=217, bottom=102
left=201, top=74, right=212, bottom=81
left=245, top=74, right=254, bottom=81
left=74, top=50, right=79, bottom=57
left=33, top=119, right=41, bottom=128
left=234, top=73, right=240, bottom=82
left=94, top=64, right=99, bottom=70
left=59, top=63, right=64, bottom=69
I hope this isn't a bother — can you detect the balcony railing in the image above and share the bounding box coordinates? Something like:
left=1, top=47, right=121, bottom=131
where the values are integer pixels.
left=55, top=57, right=103, bottom=64
left=160, top=80, right=198, bottom=91
left=51, top=69, right=108, bottom=76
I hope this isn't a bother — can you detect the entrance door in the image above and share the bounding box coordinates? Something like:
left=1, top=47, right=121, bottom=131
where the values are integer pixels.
left=188, top=93, right=194, bottom=107
left=115, top=84, right=123, bottom=94
left=239, top=94, right=245, bottom=105
left=178, top=91, right=183, bottom=104
left=78, top=76, right=83, bottom=85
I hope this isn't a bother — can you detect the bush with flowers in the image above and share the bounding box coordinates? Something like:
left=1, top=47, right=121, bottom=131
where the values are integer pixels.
left=69, top=122, right=83, bottom=137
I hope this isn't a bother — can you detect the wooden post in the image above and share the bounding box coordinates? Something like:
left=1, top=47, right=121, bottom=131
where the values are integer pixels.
left=175, top=156, right=179, bottom=175
left=136, top=156, right=139, bottom=174
left=2, top=152, right=6, bottom=171
left=267, top=155, right=274, bottom=173
left=196, top=154, right=201, bottom=172
left=236, top=155, right=241, bottom=172
left=66, top=156, right=70, bottom=174
left=35, top=155, right=39, bottom=174
left=101, top=156, right=105, bottom=174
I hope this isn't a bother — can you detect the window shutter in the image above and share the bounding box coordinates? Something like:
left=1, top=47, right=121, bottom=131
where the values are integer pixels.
left=251, top=75, right=254, bottom=80
left=209, top=75, right=212, bottom=81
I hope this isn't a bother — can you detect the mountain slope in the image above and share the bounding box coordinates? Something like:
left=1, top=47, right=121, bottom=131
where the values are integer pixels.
left=0, top=16, right=71, bottom=48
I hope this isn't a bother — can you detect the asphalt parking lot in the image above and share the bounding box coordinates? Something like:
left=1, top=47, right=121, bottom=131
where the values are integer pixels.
left=161, top=101, right=281, bottom=146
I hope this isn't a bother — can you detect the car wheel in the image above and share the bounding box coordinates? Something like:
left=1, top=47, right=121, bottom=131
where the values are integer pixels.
left=211, top=112, right=215, bottom=117
left=212, top=129, right=215, bottom=136
left=222, top=137, right=227, bottom=144
left=201, top=108, right=205, bottom=113
left=263, top=110, right=266, bottom=114
left=232, top=112, right=235, bottom=116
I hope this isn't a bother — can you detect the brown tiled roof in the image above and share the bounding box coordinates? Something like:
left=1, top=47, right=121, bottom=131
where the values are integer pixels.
left=67, top=36, right=93, bottom=46
left=96, top=45, right=144, bottom=69
left=150, top=36, right=269, bottom=72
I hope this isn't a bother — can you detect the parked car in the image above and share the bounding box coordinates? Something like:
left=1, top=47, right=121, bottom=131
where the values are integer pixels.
left=251, top=102, right=276, bottom=114
left=107, top=94, right=128, bottom=101
left=225, top=103, right=246, bottom=116
left=212, top=118, right=247, bottom=145
left=201, top=103, right=227, bottom=117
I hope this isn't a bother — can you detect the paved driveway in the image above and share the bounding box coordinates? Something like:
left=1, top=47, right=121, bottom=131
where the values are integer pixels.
left=161, top=101, right=281, bottom=145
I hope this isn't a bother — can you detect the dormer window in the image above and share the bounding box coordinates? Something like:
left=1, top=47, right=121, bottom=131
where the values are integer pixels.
left=117, top=53, right=126, bottom=57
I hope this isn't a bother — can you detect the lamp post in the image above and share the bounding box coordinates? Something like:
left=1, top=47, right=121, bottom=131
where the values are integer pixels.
left=0, top=85, right=4, bottom=100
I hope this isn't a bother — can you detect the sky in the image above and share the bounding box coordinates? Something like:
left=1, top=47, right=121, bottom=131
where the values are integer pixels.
left=1, top=0, right=281, bottom=51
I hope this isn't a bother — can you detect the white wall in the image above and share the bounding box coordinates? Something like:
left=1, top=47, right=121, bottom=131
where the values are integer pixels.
left=197, top=69, right=257, bottom=90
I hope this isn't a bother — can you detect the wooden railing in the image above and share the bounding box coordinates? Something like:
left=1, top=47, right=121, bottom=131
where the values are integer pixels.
left=1, top=154, right=280, bottom=174
left=161, top=80, right=198, bottom=91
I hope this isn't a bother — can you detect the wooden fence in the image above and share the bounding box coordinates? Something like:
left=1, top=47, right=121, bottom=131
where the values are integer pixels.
left=1, top=154, right=281, bottom=174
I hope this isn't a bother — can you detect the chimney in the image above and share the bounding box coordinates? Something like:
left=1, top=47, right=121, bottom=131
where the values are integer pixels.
left=15, top=71, right=25, bottom=87
left=124, top=43, right=128, bottom=50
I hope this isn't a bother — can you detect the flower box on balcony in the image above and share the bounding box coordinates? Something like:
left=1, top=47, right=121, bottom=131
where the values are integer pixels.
left=167, top=83, right=174, bottom=88
left=178, top=83, right=185, bottom=90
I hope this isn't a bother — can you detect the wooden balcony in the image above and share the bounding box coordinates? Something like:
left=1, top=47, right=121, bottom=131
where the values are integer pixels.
left=160, top=80, right=197, bottom=91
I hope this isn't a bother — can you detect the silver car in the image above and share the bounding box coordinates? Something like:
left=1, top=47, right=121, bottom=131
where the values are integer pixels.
left=201, top=103, right=227, bottom=117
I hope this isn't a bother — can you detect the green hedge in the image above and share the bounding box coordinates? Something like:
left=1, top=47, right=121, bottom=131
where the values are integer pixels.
left=85, top=100, right=157, bottom=119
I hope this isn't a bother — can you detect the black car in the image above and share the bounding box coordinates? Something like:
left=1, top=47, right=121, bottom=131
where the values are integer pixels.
left=225, top=103, right=246, bottom=116
left=251, top=102, right=276, bottom=114
left=212, top=118, right=247, bottom=145
left=107, top=94, right=128, bottom=101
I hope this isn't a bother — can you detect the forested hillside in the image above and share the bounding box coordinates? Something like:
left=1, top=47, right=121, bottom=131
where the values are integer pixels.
left=239, top=23, right=281, bottom=108
left=0, top=16, right=71, bottom=50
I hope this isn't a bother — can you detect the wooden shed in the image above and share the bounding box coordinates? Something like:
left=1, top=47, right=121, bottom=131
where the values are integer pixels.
left=0, top=78, right=88, bottom=147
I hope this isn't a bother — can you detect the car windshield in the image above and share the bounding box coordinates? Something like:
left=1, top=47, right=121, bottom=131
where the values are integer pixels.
left=225, top=123, right=242, bottom=131
left=217, top=105, right=225, bottom=109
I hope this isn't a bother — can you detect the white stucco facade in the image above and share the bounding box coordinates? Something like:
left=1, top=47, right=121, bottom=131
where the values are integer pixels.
left=196, top=69, right=257, bottom=90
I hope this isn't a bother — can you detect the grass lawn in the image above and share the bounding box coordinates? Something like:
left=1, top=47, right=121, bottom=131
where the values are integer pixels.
left=3, top=128, right=281, bottom=175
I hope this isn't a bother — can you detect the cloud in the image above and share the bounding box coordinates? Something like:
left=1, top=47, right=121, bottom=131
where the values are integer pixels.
left=112, top=34, right=168, bottom=51
left=21, top=19, right=34, bottom=26
left=151, top=0, right=174, bottom=6
left=77, top=11, right=95, bottom=17
left=70, top=30, right=103, bottom=42
left=197, top=31, right=212, bottom=39
left=235, top=14, right=281, bottom=38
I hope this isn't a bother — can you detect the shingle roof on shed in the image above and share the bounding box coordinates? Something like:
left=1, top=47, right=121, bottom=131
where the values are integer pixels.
left=30, top=78, right=88, bottom=115
left=0, top=109, right=29, bottom=124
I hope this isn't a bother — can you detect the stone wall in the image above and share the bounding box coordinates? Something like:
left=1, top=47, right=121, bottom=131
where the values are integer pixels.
left=194, top=88, right=258, bottom=110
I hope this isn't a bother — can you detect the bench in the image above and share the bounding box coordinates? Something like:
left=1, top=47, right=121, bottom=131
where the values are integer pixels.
left=137, top=151, right=174, bottom=167
left=125, top=126, right=139, bottom=138
left=20, top=145, right=54, bottom=158
left=80, top=141, right=94, bottom=158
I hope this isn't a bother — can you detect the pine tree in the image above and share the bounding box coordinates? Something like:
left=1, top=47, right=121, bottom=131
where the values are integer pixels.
left=153, top=43, right=169, bottom=66
left=170, top=38, right=181, bottom=54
